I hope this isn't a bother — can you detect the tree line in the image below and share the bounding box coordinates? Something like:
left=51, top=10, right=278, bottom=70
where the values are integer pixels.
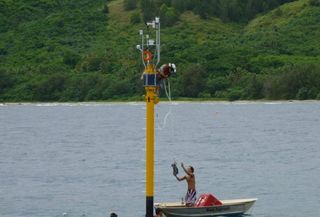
left=2, top=63, right=320, bottom=102
left=124, top=0, right=296, bottom=25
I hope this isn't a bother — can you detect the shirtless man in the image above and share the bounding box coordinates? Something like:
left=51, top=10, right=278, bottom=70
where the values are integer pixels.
left=174, top=163, right=196, bottom=206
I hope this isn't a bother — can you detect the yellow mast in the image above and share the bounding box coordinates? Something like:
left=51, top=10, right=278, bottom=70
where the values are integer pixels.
left=145, top=64, right=158, bottom=217
left=137, top=17, right=160, bottom=217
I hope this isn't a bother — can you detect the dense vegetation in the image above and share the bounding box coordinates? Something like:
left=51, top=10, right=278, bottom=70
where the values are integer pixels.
left=138, top=0, right=296, bottom=24
left=0, top=0, right=320, bottom=102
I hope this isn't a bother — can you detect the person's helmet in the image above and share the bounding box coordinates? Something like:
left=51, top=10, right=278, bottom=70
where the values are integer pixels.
left=169, top=63, right=176, bottom=74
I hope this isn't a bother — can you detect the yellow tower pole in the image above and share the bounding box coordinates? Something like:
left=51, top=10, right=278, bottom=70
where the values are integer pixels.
left=137, top=17, right=161, bottom=217
left=144, top=63, right=158, bottom=217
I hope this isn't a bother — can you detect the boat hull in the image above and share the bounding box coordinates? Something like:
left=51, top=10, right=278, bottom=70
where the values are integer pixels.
left=155, top=198, right=257, bottom=217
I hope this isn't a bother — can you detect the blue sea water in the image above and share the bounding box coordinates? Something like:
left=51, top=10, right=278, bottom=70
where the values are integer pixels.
left=0, top=102, right=319, bottom=217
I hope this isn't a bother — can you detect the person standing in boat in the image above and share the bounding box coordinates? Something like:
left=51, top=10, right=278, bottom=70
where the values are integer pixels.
left=174, top=163, right=196, bottom=207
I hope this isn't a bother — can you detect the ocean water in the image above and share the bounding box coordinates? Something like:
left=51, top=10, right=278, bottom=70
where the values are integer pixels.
left=0, top=102, right=319, bottom=217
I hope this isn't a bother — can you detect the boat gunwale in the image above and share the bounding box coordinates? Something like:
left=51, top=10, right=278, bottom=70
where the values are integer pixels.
left=155, top=198, right=257, bottom=209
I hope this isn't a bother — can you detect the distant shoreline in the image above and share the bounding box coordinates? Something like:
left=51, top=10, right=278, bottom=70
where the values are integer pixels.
left=1, top=99, right=319, bottom=106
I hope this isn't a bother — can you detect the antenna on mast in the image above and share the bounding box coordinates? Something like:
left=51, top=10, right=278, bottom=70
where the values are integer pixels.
left=137, top=17, right=161, bottom=69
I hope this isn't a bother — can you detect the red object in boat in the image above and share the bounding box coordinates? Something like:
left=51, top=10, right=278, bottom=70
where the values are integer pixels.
left=195, top=194, right=223, bottom=207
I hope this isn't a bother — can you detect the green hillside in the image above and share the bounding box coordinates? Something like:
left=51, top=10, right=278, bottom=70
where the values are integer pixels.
left=0, top=0, right=320, bottom=102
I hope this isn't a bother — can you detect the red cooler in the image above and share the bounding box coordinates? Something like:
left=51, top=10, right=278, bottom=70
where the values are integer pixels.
left=195, top=194, right=223, bottom=207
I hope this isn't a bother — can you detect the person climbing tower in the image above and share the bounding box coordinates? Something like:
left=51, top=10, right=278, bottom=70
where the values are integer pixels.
left=158, top=63, right=176, bottom=81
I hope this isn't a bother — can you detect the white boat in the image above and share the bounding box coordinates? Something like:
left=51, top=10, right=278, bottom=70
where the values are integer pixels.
left=155, top=198, right=257, bottom=217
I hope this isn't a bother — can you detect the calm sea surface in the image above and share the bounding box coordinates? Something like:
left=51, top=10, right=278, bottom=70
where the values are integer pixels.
left=0, top=102, right=319, bottom=217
